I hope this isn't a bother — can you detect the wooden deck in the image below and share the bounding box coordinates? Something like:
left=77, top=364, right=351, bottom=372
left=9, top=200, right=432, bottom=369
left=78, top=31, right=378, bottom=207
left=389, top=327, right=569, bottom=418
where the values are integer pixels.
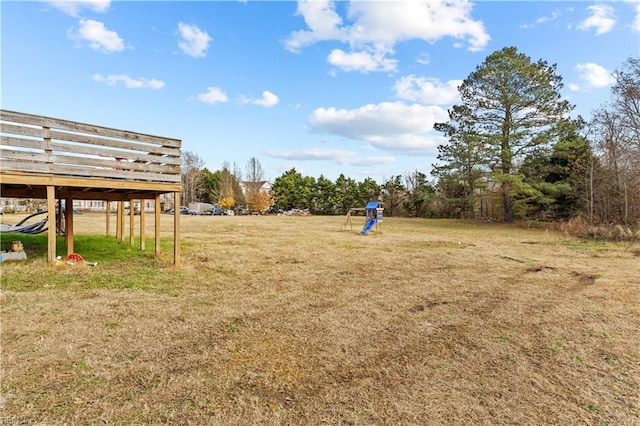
left=0, top=110, right=182, bottom=264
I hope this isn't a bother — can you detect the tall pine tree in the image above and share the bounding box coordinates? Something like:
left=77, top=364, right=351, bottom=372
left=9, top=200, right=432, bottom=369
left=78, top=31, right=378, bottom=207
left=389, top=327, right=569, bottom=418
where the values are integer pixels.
left=438, top=46, right=572, bottom=222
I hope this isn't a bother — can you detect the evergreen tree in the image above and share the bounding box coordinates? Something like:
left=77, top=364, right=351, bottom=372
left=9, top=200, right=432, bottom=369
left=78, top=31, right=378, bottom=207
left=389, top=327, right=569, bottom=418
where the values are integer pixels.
left=357, top=177, right=381, bottom=206
left=433, top=105, right=487, bottom=219
left=448, top=46, right=572, bottom=221
left=311, top=175, right=337, bottom=215
left=381, top=175, right=406, bottom=217
left=335, top=174, right=359, bottom=213
left=519, top=119, right=593, bottom=220
left=271, top=168, right=313, bottom=210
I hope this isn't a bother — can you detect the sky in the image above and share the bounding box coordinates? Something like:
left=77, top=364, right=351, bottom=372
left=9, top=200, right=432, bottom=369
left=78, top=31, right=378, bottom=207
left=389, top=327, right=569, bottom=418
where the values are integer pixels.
left=2, top=0, right=639, bottom=184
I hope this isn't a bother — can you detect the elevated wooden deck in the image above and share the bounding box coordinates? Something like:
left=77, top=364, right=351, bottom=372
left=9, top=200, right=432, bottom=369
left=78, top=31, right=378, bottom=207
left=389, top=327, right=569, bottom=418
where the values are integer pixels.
left=0, top=110, right=182, bottom=264
left=0, top=109, right=181, bottom=199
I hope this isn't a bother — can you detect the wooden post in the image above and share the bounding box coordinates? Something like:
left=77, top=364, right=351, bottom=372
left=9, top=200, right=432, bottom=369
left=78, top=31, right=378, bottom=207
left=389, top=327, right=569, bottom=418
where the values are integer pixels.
left=174, top=192, right=180, bottom=266
left=47, top=186, right=56, bottom=263
left=118, top=201, right=125, bottom=242
left=129, top=200, right=135, bottom=246
left=116, top=201, right=122, bottom=240
left=140, top=201, right=146, bottom=251
left=65, top=197, right=74, bottom=256
left=105, top=201, right=110, bottom=236
left=155, top=195, right=161, bottom=256
left=57, top=197, right=63, bottom=235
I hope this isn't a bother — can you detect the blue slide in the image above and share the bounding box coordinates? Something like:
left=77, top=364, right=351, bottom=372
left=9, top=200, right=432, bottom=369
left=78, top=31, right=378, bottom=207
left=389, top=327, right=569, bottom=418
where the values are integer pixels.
left=360, top=218, right=377, bottom=235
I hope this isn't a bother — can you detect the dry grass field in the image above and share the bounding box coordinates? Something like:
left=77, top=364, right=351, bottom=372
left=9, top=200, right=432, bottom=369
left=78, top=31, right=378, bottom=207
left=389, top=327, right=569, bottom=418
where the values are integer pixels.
left=1, top=212, right=639, bottom=425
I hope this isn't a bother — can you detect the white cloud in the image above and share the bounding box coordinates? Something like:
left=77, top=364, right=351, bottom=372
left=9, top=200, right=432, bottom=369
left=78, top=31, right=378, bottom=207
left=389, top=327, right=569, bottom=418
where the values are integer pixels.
left=575, top=62, right=615, bottom=89
left=346, top=0, right=490, bottom=51
left=46, top=0, right=110, bottom=17
left=308, top=101, right=449, bottom=154
left=93, top=74, right=164, bottom=89
left=343, top=156, right=396, bottom=166
left=267, top=148, right=354, bottom=161
left=577, top=4, right=615, bottom=35
left=285, top=0, right=490, bottom=73
left=537, top=9, right=561, bottom=25
left=416, top=53, right=430, bottom=66
left=521, top=9, right=561, bottom=29
left=265, top=148, right=395, bottom=166
left=285, top=0, right=347, bottom=52
left=253, top=91, right=279, bottom=107
left=178, top=23, right=212, bottom=58
left=197, top=87, right=228, bottom=104
left=328, top=48, right=398, bottom=73
left=72, top=19, right=124, bottom=53
left=394, top=76, right=462, bottom=105
left=634, top=2, right=640, bottom=32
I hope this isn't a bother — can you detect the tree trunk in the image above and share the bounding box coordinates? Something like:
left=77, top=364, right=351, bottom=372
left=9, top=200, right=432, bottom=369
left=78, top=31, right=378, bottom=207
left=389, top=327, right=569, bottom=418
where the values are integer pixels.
left=467, top=185, right=476, bottom=220
left=502, top=182, right=513, bottom=222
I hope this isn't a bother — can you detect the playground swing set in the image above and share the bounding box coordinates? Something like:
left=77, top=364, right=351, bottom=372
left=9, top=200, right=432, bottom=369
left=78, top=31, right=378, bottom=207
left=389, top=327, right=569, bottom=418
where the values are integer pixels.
left=342, top=201, right=384, bottom=235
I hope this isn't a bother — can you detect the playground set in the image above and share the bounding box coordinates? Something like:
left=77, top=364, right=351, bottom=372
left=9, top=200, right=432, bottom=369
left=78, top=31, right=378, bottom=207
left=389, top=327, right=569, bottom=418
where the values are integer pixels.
left=342, top=201, right=384, bottom=235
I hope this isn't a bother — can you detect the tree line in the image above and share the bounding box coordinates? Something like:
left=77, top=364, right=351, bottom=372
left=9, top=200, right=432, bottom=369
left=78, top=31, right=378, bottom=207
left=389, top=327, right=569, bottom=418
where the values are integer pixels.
left=181, top=156, right=271, bottom=213
left=182, top=48, right=639, bottom=227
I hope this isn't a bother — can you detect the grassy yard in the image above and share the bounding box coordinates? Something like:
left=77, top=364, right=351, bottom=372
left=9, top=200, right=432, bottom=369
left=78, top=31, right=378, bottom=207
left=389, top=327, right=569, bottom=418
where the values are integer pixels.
left=1, top=213, right=639, bottom=425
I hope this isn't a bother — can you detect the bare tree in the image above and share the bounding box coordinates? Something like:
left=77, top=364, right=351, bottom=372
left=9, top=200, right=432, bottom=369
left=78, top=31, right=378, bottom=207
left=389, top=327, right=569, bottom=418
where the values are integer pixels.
left=245, top=157, right=264, bottom=182
left=181, top=151, right=205, bottom=204
left=590, top=57, right=640, bottom=224
left=244, top=157, right=267, bottom=212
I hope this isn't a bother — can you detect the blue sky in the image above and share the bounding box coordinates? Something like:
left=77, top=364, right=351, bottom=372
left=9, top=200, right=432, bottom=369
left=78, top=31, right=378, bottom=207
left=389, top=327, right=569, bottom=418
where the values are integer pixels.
left=2, top=0, right=639, bottom=183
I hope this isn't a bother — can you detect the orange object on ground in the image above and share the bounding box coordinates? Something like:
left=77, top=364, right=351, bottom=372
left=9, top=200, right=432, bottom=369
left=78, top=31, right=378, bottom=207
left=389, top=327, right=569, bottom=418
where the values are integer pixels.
left=66, top=253, right=84, bottom=263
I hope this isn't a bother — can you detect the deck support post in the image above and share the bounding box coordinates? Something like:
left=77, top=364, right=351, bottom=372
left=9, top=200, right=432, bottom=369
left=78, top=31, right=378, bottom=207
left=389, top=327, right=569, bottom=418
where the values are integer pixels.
left=116, top=201, right=122, bottom=240
left=129, top=199, right=135, bottom=246
left=105, top=201, right=111, bottom=236
left=65, top=197, right=74, bottom=256
left=174, top=192, right=180, bottom=266
left=118, top=201, right=125, bottom=242
left=46, top=186, right=56, bottom=263
left=140, top=200, right=146, bottom=251
left=154, top=195, right=161, bottom=257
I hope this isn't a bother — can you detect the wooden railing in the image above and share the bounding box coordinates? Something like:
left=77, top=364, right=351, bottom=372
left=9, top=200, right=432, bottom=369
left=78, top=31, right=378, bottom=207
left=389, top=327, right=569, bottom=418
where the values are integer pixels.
left=0, top=110, right=181, bottom=185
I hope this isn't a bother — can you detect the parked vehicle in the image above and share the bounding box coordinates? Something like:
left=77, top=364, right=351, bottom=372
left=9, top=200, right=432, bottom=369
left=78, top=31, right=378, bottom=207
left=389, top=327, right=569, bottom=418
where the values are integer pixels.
left=169, top=206, right=189, bottom=215
left=188, top=202, right=214, bottom=215
left=124, top=206, right=140, bottom=215
left=211, top=206, right=225, bottom=215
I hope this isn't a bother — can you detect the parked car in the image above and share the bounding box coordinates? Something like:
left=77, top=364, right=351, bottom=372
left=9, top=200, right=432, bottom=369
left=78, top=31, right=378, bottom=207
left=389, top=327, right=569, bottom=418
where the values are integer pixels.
left=211, top=206, right=225, bottom=215
left=124, top=207, right=140, bottom=215
left=169, top=206, right=189, bottom=215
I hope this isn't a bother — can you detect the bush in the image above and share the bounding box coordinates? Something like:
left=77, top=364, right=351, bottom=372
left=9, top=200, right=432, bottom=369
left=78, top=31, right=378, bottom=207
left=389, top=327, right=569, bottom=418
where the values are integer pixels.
left=561, top=216, right=639, bottom=241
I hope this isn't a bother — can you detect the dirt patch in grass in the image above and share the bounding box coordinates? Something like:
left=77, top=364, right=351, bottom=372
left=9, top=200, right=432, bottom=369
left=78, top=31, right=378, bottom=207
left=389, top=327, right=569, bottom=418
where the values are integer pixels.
left=1, top=214, right=639, bottom=424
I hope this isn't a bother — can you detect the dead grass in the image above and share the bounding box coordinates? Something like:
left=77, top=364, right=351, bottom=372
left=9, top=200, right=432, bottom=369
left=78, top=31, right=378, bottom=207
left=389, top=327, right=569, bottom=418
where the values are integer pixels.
left=1, top=213, right=639, bottom=425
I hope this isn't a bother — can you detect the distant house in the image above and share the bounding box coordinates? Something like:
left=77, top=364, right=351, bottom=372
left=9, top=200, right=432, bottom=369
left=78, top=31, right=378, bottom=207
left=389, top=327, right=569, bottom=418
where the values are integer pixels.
left=239, top=180, right=271, bottom=195
left=239, top=180, right=272, bottom=212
